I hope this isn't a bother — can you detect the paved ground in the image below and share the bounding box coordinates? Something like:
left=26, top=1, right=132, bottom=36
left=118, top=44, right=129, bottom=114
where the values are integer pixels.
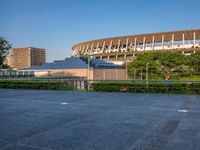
left=0, top=89, right=200, bottom=150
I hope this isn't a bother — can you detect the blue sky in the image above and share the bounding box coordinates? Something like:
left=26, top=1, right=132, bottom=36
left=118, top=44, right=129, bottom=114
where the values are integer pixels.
left=1, top=0, right=200, bottom=62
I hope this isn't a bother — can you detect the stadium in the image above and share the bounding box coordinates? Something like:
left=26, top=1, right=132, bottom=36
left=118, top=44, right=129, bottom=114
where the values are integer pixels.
left=72, top=29, right=200, bottom=64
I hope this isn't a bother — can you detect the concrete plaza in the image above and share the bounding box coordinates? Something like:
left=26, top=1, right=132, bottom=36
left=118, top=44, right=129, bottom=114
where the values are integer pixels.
left=0, top=89, right=200, bottom=150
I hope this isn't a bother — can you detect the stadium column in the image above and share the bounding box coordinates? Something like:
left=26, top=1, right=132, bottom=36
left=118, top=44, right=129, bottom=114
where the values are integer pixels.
left=109, top=40, right=113, bottom=50
left=193, top=32, right=196, bottom=53
left=91, top=43, right=94, bottom=53
left=182, top=33, right=185, bottom=48
left=143, top=37, right=146, bottom=50
left=102, top=41, right=105, bottom=51
left=86, top=45, right=89, bottom=54
left=129, top=43, right=133, bottom=50
left=78, top=47, right=81, bottom=55
left=96, top=42, right=99, bottom=53
left=193, top=32, right=196, bottom=46
left=82, top=45, right=85, bottom=53
left=126, top=39, right=129, bottom=50
left=117, top=39, right=121, bottom=50
left=79, top=46, right=82, bottom=52
left=73, top=48, right=77, bottom=56
left=134, top=38, right=137, bottom=51
left=171, top=34, right=174, bottom=48
left=151, top=36, right=155, bottom=50
left=79, top=46, right=82, bottom=55
left=162, top=35, right=165, bottom=50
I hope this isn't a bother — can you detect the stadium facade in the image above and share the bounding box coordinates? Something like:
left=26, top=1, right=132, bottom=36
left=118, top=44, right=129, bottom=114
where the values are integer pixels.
left=72, top=29, right=200, bottom=64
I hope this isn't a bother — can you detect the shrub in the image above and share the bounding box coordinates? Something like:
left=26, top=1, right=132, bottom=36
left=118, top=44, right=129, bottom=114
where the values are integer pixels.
left=92, top=81, right=200, bottom=94
left=0, top=80, right=73, bottom=91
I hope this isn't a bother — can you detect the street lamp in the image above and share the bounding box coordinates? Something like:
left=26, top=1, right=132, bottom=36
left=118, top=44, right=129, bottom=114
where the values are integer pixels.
left=125, top=61, right=128, bottom=80
left=87, top=56, right=90, bottom=80
left=146, top=62, right=149, bottom=81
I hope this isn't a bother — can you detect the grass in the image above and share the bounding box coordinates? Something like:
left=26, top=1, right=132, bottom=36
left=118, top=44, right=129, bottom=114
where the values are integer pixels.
left=180, top=75, right=200, bottom=80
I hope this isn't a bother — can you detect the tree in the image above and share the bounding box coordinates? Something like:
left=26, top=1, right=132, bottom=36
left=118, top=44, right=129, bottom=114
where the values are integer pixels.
left=0, top=37, right=11, bottom=69
left=186, top=52, right=200, bottom=75
left=127, top=51, right=187, bottom=80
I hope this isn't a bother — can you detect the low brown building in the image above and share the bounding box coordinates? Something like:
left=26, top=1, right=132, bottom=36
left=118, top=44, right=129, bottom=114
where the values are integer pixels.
left=18, top=57, right=128, bottom=80
left=5, top=47, right=46, bottom=69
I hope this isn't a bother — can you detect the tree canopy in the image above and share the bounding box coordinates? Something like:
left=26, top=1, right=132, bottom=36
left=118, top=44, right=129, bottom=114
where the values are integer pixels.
left=127, top=51, right=200, bottom=80
left=0, top=37, right=11, bottom=69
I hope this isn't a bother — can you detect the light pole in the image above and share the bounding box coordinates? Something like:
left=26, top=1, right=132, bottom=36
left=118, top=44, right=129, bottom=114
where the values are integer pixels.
left=134, top=69, right=136, bottom=80
left=103, top=67, right=105, bottom=80
left=87, top=57, right=90, bottom=80
left=146, top=62, right=149, bottom=83
left=146, top=62, right=149, bottom=80
left=125, top=61, right=128, bottom=80
left=87, top=53, right=91, bottom=91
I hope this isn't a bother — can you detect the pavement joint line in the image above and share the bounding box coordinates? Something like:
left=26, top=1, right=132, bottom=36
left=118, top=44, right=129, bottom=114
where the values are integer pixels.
left=0, top=140, right=53, bottom=150
left=0, top=117, right=89, bottom=150
left=0, top=139, right=52, bottom=150
left=126, top=118, right=167, bottom=150
left=128, top=98, right=193, bottom=150
left=0, top=139, right=12, bottom=144
left=16, top=143, right=54, bottom=150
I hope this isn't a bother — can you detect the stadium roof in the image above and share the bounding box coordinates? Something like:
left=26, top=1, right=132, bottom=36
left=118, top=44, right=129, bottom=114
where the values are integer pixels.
left=72, top=29, right=200, bottom=49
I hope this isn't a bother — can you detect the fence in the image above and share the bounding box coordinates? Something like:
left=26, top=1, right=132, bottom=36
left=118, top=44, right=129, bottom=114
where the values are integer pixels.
left=0, top=71, right=34, bottom=78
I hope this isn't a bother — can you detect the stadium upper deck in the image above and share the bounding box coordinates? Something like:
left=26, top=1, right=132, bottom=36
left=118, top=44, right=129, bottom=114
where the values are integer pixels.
left=72, top=29, right=200, bottom=62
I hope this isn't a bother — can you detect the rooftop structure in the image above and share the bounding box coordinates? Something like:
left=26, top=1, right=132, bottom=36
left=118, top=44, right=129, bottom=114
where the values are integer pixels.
left=29, top=57, right=121, bottom=70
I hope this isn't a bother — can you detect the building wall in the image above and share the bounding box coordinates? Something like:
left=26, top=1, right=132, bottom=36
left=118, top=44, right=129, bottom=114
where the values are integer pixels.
left=93, top=69, right=127, bottom=80
left=32, top=69, right=88, bottom=78
left=30, top=48, right=46, bottom=66
left=50, top=69, right=88, bottom=77
left=27, top=68, right=127, bottom=80
left=5, top=47, right=46, bottom=69
left=10, top=48, right=30, bottom=69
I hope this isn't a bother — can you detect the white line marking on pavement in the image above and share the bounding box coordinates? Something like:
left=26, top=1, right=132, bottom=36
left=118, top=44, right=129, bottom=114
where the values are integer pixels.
left=61, top=102, right=69, bottom=105
left=178, top=109, right=188, bottom=113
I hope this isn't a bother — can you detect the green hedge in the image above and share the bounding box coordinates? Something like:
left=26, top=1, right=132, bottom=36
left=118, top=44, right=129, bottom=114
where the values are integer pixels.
left=0, top=80, right=73, bottom=90
left=92, top=82, right=200, bottom=94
